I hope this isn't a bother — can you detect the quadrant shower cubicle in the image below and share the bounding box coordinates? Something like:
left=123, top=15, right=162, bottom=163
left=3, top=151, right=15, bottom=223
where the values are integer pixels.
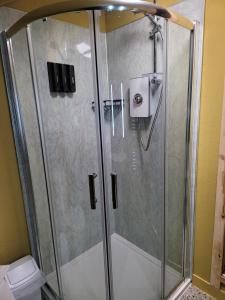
left=0, top=2, right=195, bottom=300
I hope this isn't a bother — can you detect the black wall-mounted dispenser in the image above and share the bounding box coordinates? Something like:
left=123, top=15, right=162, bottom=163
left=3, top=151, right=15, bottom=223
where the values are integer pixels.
left=47, top=62, right=76, bottom=93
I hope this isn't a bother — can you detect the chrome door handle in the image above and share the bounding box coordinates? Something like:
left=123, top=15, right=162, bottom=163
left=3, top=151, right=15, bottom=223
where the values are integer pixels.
left=111, top=173, right=118, bottom=209
left=88, top=173, right=97, bottom=209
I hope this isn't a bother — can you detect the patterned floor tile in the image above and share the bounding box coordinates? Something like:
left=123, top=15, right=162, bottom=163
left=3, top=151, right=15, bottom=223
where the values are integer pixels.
left=179, top=285, right=215, bottom=300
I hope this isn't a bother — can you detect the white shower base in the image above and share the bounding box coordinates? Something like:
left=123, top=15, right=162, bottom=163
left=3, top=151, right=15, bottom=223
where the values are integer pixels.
left=47, top=234, right=181, bottom=300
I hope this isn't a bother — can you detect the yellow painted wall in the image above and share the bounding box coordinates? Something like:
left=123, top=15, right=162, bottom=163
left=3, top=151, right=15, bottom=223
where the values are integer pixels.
left=192, top=0, right=225, bottom=298
left=0, top=57, right=30, bottom=265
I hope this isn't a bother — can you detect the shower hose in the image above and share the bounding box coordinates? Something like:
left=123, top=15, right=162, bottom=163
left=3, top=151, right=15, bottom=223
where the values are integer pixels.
left=138, top=84, right=163, bottom=151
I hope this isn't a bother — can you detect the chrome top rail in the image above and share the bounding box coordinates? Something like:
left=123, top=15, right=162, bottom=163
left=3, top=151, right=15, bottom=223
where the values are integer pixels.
left=6, top=0, right=194, bottom=38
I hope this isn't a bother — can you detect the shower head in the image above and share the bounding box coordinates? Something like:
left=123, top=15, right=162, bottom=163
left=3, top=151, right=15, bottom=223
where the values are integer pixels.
left=144, top=13, right=158, bottom=27
left=129, top=9, right=163, bottom=40
left=145, top=12, right=163, bottom=40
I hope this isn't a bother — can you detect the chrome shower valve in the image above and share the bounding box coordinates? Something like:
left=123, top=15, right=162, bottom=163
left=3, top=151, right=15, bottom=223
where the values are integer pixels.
left=133, top=93, right=143, bottom=105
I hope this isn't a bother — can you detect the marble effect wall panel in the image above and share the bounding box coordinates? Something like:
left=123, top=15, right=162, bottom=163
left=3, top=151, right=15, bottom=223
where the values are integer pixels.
left=106, top=17, right=165, bottom=259
left=29, top=17, right=106, bottom=266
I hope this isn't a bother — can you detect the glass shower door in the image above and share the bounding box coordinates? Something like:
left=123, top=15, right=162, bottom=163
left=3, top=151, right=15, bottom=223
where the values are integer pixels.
left=10, top=12, right=109, bottom=300
left=96, top=12, right=165, bottom=300
left=94, top=10, right=193, bottom=300
left=164, top=22, right=192, bottom=297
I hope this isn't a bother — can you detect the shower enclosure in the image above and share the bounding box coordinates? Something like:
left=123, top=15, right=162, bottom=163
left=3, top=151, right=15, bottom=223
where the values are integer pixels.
left=0, top=2, right=195, bottom=300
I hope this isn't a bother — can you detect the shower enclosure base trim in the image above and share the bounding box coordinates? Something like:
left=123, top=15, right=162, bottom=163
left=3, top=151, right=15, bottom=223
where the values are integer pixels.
left=168, top=279, right=191, bottom=300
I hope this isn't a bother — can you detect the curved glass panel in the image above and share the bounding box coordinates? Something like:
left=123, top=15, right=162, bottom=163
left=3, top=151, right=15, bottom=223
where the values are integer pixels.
left=97, top=11, right=165, bottom=300
left=9, top=10, right=108, bottom=300
left=164, top=21, right=191, bottom=297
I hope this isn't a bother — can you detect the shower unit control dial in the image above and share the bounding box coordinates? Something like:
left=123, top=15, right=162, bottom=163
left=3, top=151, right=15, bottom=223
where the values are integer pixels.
left=129, top=76, right=150, bottom=117
left=133, top=93, right=143, bottom=105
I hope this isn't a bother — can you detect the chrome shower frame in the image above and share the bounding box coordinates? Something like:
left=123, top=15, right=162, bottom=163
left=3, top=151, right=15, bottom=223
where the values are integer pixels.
left=0, top=1, right=199, bottom=299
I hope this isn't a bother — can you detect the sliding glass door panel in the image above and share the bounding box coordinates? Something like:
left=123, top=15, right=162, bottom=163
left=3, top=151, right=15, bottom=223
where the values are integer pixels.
left=164, top=22, right=192, bottom=297
left=95, top=12, right=166, bottom=300
left=9, top=27, right=61, bottom=295
left=10, top=12, right=108, bottom=300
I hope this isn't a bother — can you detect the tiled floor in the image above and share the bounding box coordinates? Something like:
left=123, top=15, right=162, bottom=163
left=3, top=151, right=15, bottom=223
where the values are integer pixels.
left=179, top=285, right=215, bottom=300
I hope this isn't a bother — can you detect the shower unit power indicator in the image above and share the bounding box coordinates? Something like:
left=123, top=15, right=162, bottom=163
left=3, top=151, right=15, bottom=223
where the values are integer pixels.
left=129, top=76, right=150, bottom=117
